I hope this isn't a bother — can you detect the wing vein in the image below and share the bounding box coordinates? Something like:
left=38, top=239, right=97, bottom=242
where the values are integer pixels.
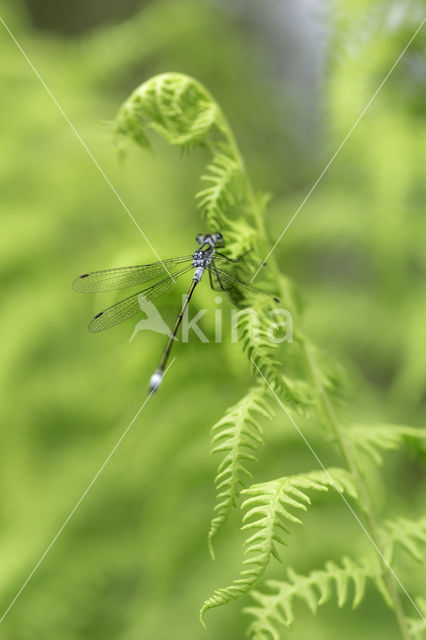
left=73, top=256, right=193, bottom=293
left=88, top=265, right=193, bottom=332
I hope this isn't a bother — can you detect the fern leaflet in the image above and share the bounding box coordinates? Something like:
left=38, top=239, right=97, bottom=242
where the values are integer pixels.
left=381, top=516, right=426, bottom=563
left=347, top=424, right=426, bottom=465
left=245, top=555, right=373, bottom=639
left=209, top=386, right=274, bottom=558
left=200, top=468, right=357, bottom=625
left=237, top=308, right=283, bottom=393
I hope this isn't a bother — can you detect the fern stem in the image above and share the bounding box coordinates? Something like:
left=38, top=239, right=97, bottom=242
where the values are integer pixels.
left=302, top=340, right=411, bottom=640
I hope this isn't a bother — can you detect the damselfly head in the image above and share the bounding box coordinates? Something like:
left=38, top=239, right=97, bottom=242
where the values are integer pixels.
left=212, top=232, right=224, bottom=245
left=195, top=232, right=224, bottom=247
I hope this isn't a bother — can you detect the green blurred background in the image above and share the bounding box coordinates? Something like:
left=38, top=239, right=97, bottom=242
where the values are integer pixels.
left=0, top=1, right=425, bottom=638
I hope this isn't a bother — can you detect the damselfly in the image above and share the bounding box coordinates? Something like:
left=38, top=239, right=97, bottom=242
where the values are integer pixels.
left=73, top=233, right=279, bottom=393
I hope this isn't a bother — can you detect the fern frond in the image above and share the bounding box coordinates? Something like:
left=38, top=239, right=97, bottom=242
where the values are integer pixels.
left=209, top=386, right=274, bottom=558
left=200, top=468, right=357, bottom=625
left=381, top=516, right=426, bottom=563
left=245, top=555, right=373, bottom=639
left=347, top=424, right=426, bottom=465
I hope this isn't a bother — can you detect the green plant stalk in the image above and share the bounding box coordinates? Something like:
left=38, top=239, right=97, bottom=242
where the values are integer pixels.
left=219, top=113, right=410, bottom=640
left=302, top=340, right=410, bottom=640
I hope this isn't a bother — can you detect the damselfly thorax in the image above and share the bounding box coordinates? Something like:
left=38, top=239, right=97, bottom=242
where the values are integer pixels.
left=73, top=232, right=278, bottom=393
left=192, top=233, right=221, bottom=281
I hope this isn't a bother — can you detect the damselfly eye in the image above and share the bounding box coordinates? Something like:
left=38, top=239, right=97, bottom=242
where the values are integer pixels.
left=196, top=234, right=205, bottom=245
left=213, top=232, right=223, bottom=243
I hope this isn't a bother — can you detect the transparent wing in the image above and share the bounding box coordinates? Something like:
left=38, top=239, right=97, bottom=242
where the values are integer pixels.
left=209, top=265, right=279, bottom=308
left=73, top=256, right=193, bottom=293
left=88, top=265, right=193, bottom=333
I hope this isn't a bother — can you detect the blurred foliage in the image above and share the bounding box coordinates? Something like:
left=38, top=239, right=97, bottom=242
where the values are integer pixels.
left=0, top=1, right=425, bottom=639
